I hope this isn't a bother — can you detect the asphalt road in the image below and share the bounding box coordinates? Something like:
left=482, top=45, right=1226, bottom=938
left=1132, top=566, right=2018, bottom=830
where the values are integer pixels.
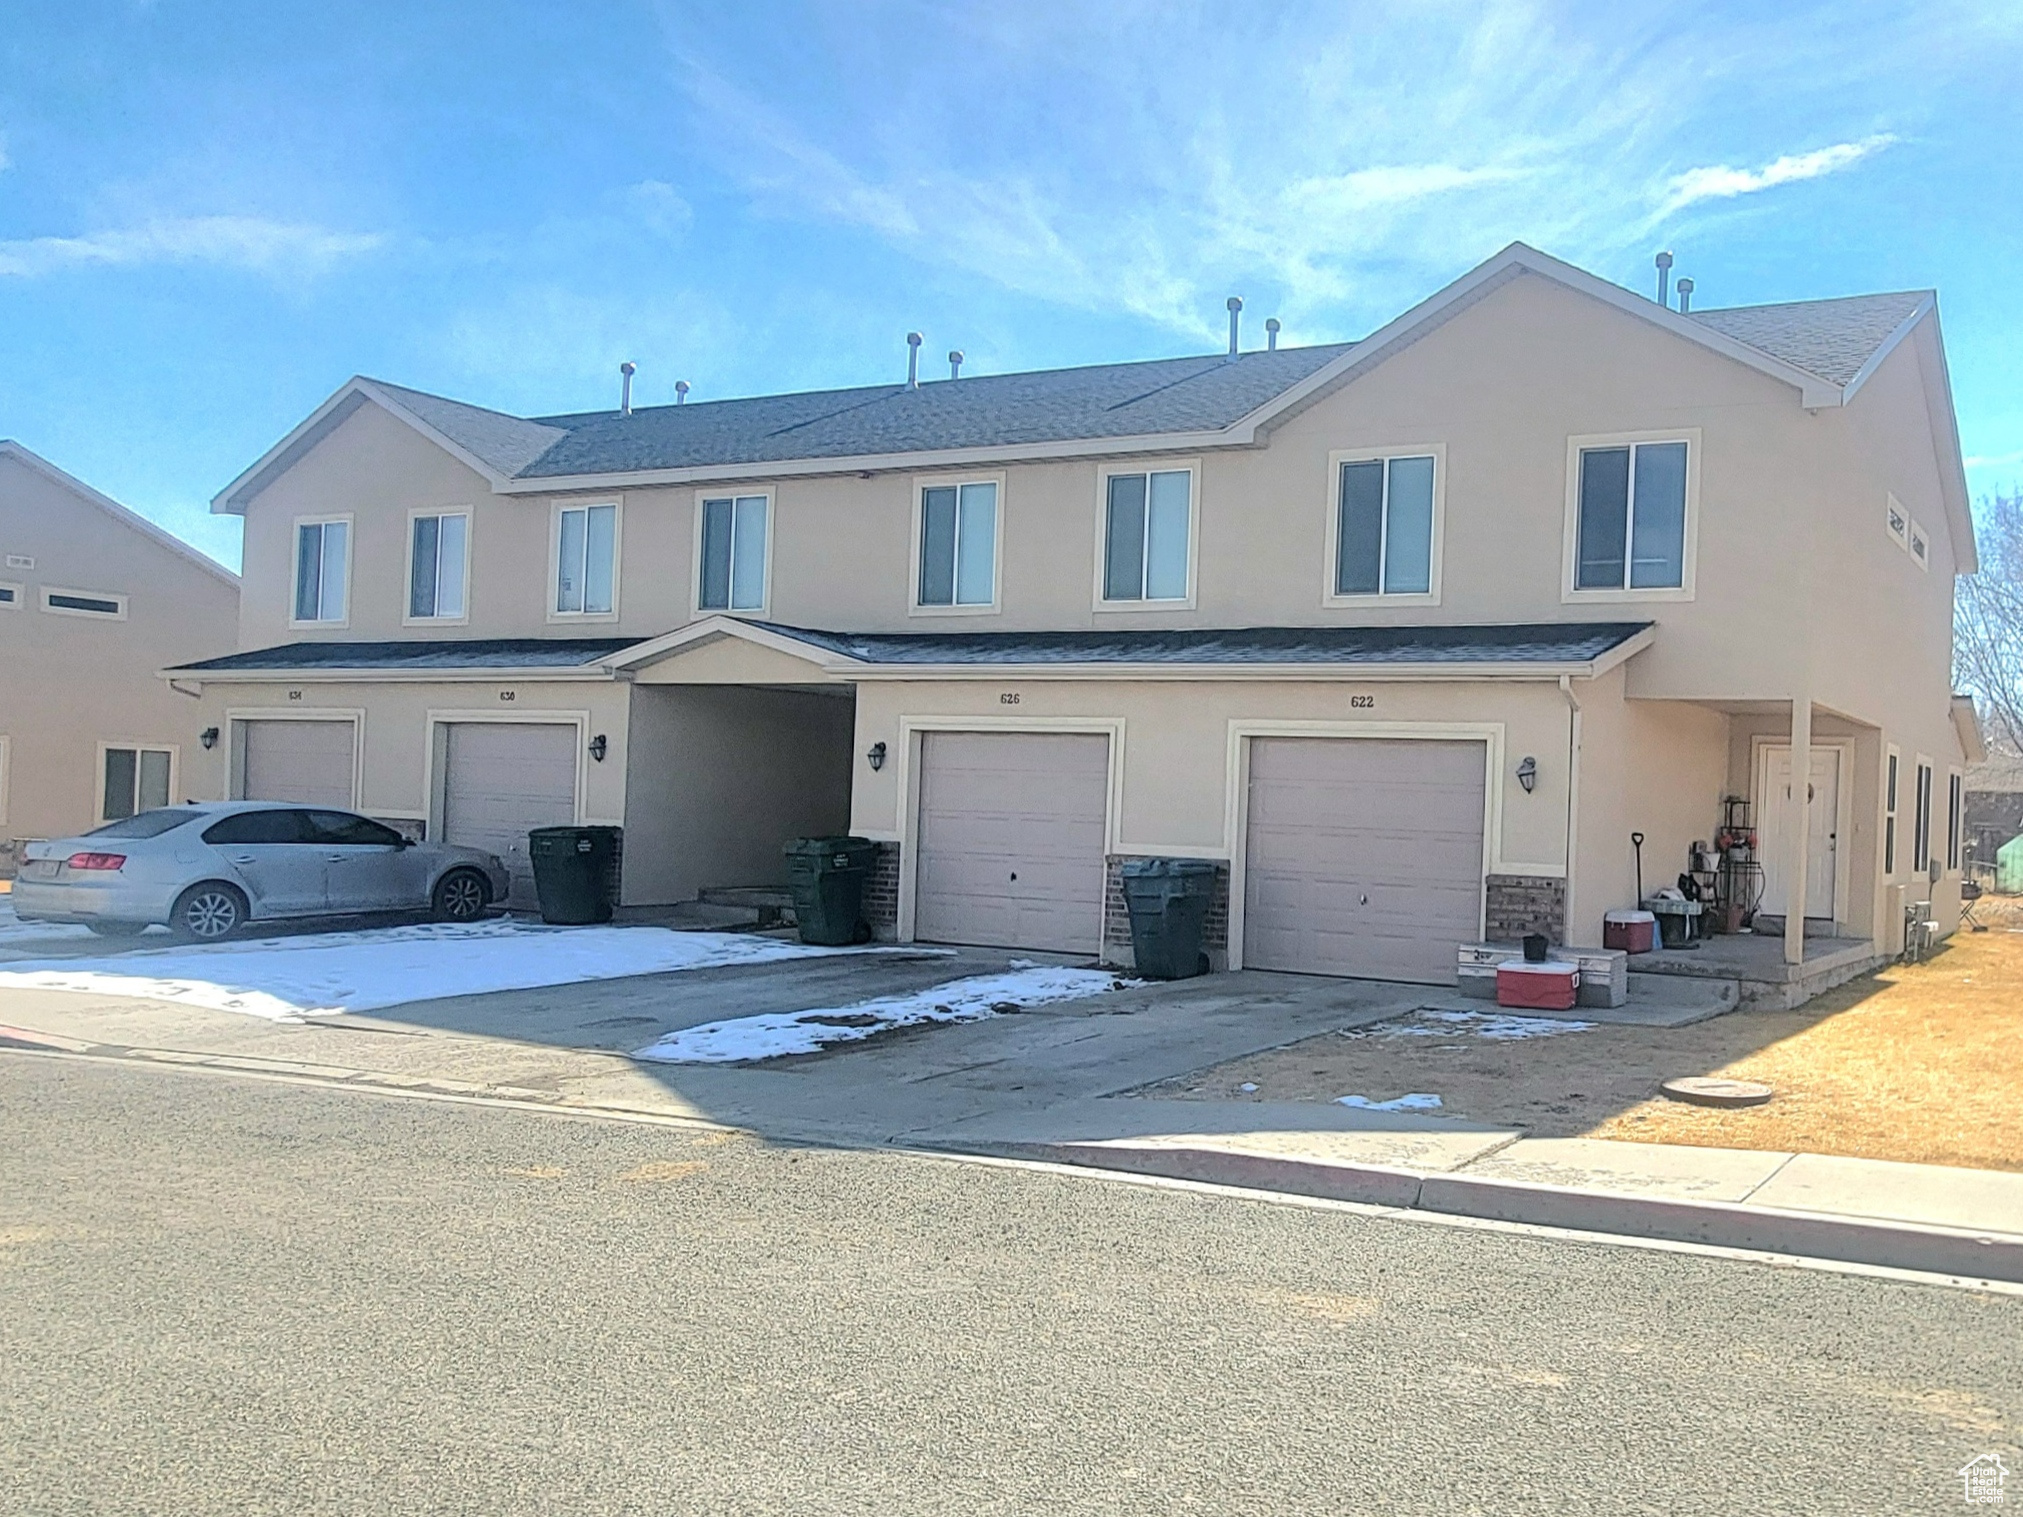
left=3, top=1054, right=2018, bottom=1515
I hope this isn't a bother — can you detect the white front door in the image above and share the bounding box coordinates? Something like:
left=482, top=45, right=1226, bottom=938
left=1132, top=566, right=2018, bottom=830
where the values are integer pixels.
left=1759, top=746, right=1840, bottom=921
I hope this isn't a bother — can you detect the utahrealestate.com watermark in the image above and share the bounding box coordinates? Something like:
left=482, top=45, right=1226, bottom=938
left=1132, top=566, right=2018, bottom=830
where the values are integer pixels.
left=1961, top=1454, right=2008, bottom=1504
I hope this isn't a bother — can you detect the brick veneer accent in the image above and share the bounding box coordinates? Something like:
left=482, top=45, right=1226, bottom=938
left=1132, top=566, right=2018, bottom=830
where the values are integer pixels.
left=1483, top=873, right=1567, bottom=943
left=1102, top=855, right=1230, bottom=969
left=862, top=840, right=902, bottom=940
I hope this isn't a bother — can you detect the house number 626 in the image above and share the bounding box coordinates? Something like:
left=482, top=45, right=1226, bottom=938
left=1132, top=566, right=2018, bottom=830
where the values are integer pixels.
left=999, top=692, right=1020, bottom=705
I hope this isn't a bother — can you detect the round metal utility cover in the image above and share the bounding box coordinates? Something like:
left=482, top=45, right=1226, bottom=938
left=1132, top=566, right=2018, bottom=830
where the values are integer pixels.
left=1661, top=1076, right=1773, bottom=1108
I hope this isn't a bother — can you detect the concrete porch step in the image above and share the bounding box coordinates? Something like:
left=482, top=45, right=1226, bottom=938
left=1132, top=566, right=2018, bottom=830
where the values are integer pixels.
left=696, top=886, right=798, bottom=929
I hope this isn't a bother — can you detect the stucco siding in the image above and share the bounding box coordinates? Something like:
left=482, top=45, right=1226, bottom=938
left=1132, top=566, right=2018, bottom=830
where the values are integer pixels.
left=0, top=452, right=239, bottom=853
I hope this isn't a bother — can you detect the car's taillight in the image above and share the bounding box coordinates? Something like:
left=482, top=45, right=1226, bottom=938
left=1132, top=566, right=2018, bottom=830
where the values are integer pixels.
left=65, top=852, right=127, bottom=871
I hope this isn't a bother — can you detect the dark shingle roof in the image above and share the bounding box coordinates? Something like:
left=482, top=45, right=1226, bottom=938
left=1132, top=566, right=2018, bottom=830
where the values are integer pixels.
left=1689, top=291, right=1929, bottom=387
left=746, top=620, right=1652, bottom=668
left=172, top=637, right=648, bottom=674
left=371, top=382, right=570, bottom=475
left=512, top=345, right=1356, bottom=478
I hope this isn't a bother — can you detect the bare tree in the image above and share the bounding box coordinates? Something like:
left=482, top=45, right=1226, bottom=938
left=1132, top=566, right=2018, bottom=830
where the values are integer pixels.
left=1956, top=491, right=2023, bottom=755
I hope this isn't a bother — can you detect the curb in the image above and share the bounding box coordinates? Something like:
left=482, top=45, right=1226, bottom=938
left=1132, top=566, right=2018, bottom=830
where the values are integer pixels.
left=943, top=1137, right=2023, bottom=1285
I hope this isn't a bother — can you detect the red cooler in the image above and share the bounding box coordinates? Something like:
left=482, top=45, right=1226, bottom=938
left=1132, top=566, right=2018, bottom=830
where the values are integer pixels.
left=1495, top=960, right=1581, bottom=1011
left=1603, top=909, right=1658, bottom=954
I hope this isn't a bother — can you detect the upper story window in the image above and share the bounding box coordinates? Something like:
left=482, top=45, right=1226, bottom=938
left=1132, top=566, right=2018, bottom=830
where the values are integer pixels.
left=0, top=583, right=16, bottom=607
left=554, top=502, right=617, bottom=617
left=1102, top=467, right=1193, bottom=604
left=293, top=518, right=350, bottom=625
left=1568, top=433, right=1694, bottom=597
left=917, top=480, right=998, bottom=610
left=44, top=588, right=127, bottom=618
left=1330, top=450, right=1439, bottom=600
left=408, top=511, right=469, bottom=622
left=1908, top=520, right=1931, bottom=571
left=697, top=493, right=769, bottom=613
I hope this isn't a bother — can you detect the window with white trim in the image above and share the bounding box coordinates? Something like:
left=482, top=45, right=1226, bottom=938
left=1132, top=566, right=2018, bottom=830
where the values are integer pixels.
left=1335, top=454, right=1436, bottom=597
left=293, top=520, right=349, bottom=623
left=1103, top=469, right=1191, bottom=602
left=44, top=587, right=127, bottom=618
left=1913, top=758, right=1935, bottom=873
left=1948, top=770, right=1963, bottom=872
left=102, top=746, right=173, bottom=823
left=0, top=583, right=18, bottom=608
left=1884, top=747, right=1899, bottom=876
left=917, top=481, right=997, bottom=607
left=698, top=495, right=768, bottom=612
left=555, top=503, right=616, bottom=616
left=1574, top=440, right=1689, bottom=590
left=408, top=512, right=469, bottom=620
left=1908, top=520, right=1931, bottom=571
left=1885, top=493, right=1909, bottom=550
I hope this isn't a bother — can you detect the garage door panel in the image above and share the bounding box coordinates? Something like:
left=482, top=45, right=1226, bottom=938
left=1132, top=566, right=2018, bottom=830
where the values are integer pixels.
left=241, top=720, right=356, bottom=809
left=1244, top=737, right=1486, bottom=984
left=914, top=732, right=1108, bottom=955
left=442, top=723, right=579, bottom=907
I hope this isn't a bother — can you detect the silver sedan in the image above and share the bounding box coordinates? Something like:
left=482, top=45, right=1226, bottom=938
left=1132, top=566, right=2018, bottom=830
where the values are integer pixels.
left=12, top=802, right=512, bottom=942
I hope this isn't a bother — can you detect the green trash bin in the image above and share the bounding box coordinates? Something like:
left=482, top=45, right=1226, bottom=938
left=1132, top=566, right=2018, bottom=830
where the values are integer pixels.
left=1119, top=858, right=1219, bottom=979
left=783, top=836, right=880, bottom=946
left=528, top=826, right=622, bottom=925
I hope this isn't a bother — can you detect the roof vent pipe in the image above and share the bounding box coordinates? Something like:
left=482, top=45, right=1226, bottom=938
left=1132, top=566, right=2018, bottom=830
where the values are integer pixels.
left=1265, top=317, right=1281, bottom=352
left=675, top=379, right=690, bottom=404
left=948, top=349, right=964, bottom=380
left=1225, top=296, right=1243, bottom=360
left=1655, top=250, right=1674, bottom=308
left=906, top=331, right=923, bottom=390
left=1675, top=277, right=1694, bottom=315
left=619, top=361, right=636, bottom=417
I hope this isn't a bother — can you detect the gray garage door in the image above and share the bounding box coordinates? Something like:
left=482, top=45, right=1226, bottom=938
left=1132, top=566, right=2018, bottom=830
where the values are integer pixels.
left=1243, top=737, right=1487, bottom=984
left=441, top=722, right=580, bottom=907
left=240, top=720, right=356, bottom=808
left=914, top=731, right=1109, bottom=955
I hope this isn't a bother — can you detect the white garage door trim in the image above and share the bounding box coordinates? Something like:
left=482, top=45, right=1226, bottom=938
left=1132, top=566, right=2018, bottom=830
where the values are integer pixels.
left=895, top=716, right=1123, bottom=948
left=424, top=710, right=592, bottom=838
left=1225, top=720, right=1506, bottom=974
left=228, top=708, right=364, bottom=809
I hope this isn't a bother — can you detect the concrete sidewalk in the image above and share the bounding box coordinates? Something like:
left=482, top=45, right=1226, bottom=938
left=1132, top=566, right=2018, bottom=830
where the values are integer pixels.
left=919, top=1099, right=2023, bottom=1284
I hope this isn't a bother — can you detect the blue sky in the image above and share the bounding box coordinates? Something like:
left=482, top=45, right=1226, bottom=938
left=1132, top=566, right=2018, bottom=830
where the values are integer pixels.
left=3, top=0, right=2020, bottom=571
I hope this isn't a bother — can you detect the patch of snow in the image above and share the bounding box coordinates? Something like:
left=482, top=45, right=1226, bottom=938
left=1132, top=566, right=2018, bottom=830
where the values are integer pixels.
left=1336, top=1092, right=1444, bottom=1112
left=0, top=899, right=99, bottom=948
left=1238, top=1081, right=1260, bottom=1093
left=0, top=917, right=936, bottom=1021
left=634, top=966, right=1132, bottom=1064
left=1346, top=1009, right=1594, bottom=1042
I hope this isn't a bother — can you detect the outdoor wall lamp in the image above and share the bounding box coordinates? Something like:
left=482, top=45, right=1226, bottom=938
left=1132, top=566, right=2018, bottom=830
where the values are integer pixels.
left=866, top=741, right=887, bottom=772
left=199, top=727, right=220, bottom=750
left=1516, top=755, right=1538, bottom=793
left=589, top=734, right=608, bottom=763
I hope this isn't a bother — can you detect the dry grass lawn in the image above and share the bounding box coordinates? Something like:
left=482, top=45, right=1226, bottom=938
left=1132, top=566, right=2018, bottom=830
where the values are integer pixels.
left=1156, top=918, right=2023, bottom=1173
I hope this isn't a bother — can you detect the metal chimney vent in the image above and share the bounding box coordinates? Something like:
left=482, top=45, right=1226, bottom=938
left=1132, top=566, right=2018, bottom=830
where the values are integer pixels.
left=1676, top=277, right=1695, bottom=315
left=1225, top=296, right=1243, bottom=360
left=906, top=332, right=923, bottom=389
left=619, top=361, right=636, bottom=417
left=1265, top=317, right=1281, bottom=352
left=948, top=349, right=964, bottom=380
left=1655, top=251, right=1674, bottom=308
left=675, top=379, right=690, bottom=404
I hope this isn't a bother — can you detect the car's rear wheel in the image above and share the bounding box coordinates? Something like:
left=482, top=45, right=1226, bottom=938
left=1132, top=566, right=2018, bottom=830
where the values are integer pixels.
left=171, top=882, right=246, bottom=943
left=86, top=921, right=148, bottom=938
left=431, top=868, right=490, bottom=923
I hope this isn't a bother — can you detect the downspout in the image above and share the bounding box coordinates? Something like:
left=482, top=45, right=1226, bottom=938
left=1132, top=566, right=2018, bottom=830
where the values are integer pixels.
left=1559, top=674, right=1583, bottom=944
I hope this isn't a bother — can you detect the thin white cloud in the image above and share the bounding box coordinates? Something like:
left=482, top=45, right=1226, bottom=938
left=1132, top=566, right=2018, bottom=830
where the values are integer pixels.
left=0, top=215, right=383, bottom=279
left=1966, top=448, right=2023, bottom=469
left=1660, top=135, right=1897, bottom=214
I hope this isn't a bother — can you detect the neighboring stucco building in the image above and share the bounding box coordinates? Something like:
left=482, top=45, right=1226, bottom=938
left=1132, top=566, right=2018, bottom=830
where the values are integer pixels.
left=0, top=442, right=241, bottom=867
left=162, top=243, right=1979, bottom=978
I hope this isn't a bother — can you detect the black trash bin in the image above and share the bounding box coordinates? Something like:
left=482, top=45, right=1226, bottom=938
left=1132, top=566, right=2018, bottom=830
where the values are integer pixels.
left=528, top=825, right=622, bottom=925
left=783, top=836, right=880, bottom=946
left=1119, top=858, right=1219, bottom=979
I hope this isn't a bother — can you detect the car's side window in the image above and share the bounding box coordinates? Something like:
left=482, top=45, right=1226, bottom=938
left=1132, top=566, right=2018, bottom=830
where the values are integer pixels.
left=202, top=810, right=314, bottom=846
left=306, top=811, right=404, bottom=847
